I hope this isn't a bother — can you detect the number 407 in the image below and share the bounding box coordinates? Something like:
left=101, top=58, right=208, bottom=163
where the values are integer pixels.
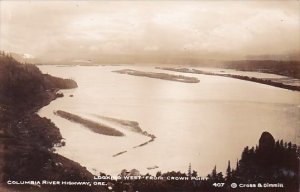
left=213, top=183, right=225, bottom=187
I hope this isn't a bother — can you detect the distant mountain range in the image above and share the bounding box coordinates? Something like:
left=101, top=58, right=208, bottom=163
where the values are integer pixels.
left=5, top=51, right=300, bottom=69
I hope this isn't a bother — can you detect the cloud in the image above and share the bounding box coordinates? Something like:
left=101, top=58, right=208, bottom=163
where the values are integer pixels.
left=23, top=53, right=34, bottom=59
left=0, top=1, right=299, bottom=63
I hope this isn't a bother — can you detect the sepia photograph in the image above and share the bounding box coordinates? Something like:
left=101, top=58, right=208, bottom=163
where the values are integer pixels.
left=0, top=0, right=299, bottom=191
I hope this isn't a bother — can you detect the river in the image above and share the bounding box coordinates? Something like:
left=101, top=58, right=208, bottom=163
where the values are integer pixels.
left=37, top=65, right=300, bottom=177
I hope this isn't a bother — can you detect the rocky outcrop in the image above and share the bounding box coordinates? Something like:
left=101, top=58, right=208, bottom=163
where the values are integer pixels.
left=259, top=131, right=275, bottom=151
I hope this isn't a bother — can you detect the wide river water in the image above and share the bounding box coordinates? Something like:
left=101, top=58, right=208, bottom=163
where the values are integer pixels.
left=38, top=65, right=300, bottom=177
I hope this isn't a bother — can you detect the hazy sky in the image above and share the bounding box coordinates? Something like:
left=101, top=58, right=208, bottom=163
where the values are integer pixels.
left=0, top=1, right=299, bottom=64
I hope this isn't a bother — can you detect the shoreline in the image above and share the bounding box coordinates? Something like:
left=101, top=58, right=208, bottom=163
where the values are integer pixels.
left=0, top=52, right=107, bottom=191
left=1, top=90, right=107, bottom=192
left=158, top=67, right=300, bottom=92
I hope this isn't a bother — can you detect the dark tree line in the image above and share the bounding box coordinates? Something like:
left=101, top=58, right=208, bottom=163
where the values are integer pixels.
left=0, top=51, right=77, bottom=110
left=0, top=51, right=106, bottom=192
left=225, top=60, right=300, bottom=79
left=108, top=132, right=299, bottom=192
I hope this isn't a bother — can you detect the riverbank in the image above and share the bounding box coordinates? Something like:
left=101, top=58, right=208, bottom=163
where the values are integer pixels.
left=0, top=53, right=107, bottom=192
left=0, top=92, right=108, bottom=192
left=158, top=67, right=300, bottom=91
left=113, top=69, right=200, bottom=83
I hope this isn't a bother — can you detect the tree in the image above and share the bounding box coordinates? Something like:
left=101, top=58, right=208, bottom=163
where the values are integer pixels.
left=191, top=170, right=197, bottom=177
left=208, top=165, right=217, bottom=180
left=156, top=171, right=162, bottom=177
left=235, top=159, right=240, bottom=173
left=226, top=160, right=232, bottom=180
left=188, top=163, right=191, bottom=177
